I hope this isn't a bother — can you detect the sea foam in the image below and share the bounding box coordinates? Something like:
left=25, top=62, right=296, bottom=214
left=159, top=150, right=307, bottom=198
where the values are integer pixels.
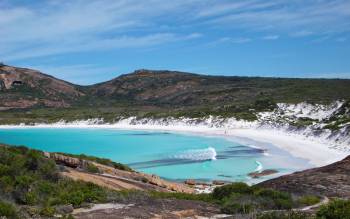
left=174, top=147, right=217, bottom=161
left=254, top=161, right=263, bottom=172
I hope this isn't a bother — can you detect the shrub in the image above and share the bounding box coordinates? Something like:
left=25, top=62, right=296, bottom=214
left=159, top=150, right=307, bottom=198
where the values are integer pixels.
left=298, top=195, right=320, bottom=206
left=316, top=199, right=350, bottom=219
left=212, top=182, right=253, bottom=200
left=0, top=176, right=14, bottom=192
left=0, top=201, right=17, bottom=218
left=255, top=188, right=290, bottom=200
left=0, top=164, right=10, bottom=175
left=254, top=188, right=293, bottom=209
left=0, top=145, right=114, bottom=214
left=40, top=206, right=55, bottom=217
left=24, top=191, right=38, bottom=205
left=61, top=191, right=85, bottom=207
left=85, top=163, right=100, bottom=174
left=211, top=184, right=296, bottom=213
left=220, top=194, right=257, bottom=214
left=254, top=98, right=277, bottom=111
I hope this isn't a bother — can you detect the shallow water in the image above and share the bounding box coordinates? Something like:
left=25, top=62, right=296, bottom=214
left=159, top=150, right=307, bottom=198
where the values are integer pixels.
left=0, top=128, right=309, bottom=182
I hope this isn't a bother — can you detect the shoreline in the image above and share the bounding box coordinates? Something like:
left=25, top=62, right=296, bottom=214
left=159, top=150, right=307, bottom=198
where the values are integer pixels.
left=0, top=120, right=348, bottom=167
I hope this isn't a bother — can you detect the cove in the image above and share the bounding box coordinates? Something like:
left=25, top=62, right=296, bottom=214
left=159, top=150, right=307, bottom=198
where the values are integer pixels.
left=0, top=128, right=308, bottom=182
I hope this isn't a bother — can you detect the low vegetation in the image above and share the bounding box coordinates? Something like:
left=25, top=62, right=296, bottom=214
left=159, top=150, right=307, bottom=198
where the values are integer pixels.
left=0, top=144, right=122, bottom=218
left=151, top=182, right=321, bottom=215
left=257, top=199, right=350, bottom=219
left=0, top=201, right=17, bottom=218
left=316, top=199, right=350, bottom=219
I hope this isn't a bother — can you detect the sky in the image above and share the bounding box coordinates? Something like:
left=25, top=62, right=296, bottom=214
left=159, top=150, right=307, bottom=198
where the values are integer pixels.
left=0, top=0, right=350, bottom=85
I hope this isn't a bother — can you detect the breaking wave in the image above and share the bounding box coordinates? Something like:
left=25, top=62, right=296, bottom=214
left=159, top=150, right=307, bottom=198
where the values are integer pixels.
left=173, top=147, right=217, bottom=161
left=254, top=161, right=263, bottom=172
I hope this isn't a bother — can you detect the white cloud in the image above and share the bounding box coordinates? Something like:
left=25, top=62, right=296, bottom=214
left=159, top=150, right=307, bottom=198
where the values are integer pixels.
left=262, top=35, right=279, bottom=40
left=204, top=1, right=350, bottom=36
left=3, top=33, right=198, bottom=61
left=290, top=30, right=314, bottom=37
left=211, top=37, right=252, bottom=45
left=231, top=37, right=252, bottom=43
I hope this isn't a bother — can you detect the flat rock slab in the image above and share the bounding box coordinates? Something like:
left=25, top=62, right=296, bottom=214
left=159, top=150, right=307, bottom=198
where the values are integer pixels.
left=73, top=199, right=221, bottom=219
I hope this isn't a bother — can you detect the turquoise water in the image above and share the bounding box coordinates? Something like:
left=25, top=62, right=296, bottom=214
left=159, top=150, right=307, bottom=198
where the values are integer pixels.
left=0, top=128, right=303, bottom=182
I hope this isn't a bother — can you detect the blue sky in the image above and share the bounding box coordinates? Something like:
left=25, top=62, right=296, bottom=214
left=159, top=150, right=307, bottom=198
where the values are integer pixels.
left=0, top=0, right=350, bottom=84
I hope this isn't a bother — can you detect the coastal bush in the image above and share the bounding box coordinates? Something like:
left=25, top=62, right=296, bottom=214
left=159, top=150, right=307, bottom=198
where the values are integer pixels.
left=253, top=97, right=277, bottom=111
left=297, top=195, right=320, bottom=206
left=290, top=117, right=317, bottom=128
left=40, top=206, right=55, bottom=217
left=152, top=182, right=296, bottom=214
left=220, top=194, right=257, bottom=214
left=56, top=180, right=108, bottom=207
left=0, top=144, right=117, bottom=216
left=232, top=112, right=258, bottom=121
left=316, top=199, right=350, bottom=219
left=85, top=163, right=100, bottom=174
left=212, top=182, right=253, bottom=199
left=0, top=200, right=17, bottom=218
left=215, top=186, right=293, bottom=213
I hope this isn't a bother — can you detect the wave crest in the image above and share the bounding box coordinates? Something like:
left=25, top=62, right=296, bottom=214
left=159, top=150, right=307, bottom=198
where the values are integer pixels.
left=254, top=161, right=263, bottom=172
left=173, top=147, right=217, bottom=161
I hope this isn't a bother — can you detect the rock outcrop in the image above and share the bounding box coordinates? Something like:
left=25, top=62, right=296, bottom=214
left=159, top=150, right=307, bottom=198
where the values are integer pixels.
left=258, top=155, right=350, bottom=198
left=48, top=152, right=194, bottom=194
left=248, top=169, right=278, bottom=178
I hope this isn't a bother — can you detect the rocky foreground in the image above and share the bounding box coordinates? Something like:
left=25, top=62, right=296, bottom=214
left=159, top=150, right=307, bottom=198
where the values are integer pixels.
left=52, top=151, right=350, bottom=218
left=258, top=155, right=350, bottom=199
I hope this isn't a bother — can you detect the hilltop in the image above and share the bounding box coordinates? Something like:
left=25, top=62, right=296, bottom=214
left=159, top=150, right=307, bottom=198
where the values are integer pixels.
left=0, top=65, right=84, bottom=109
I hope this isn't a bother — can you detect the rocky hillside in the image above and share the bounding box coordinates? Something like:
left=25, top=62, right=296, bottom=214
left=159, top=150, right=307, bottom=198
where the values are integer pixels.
left=1, top=65, right=350, bottom=111
left=0, top=65, right=84, bottom=109
left=258, top=155, right=350, bottom=198
left=89, top=69, right=350, bottom=108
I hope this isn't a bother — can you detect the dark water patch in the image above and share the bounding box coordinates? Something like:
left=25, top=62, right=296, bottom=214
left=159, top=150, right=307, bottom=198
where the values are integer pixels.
left=128, top=158, right=212, bottom=169
left=216, top=147, right=266, bottom=160
left=217, top=174, right=233, bottom=178
left=227, top=147, right=265, bottom=153
left=229, top=145, right=251, bottom=149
